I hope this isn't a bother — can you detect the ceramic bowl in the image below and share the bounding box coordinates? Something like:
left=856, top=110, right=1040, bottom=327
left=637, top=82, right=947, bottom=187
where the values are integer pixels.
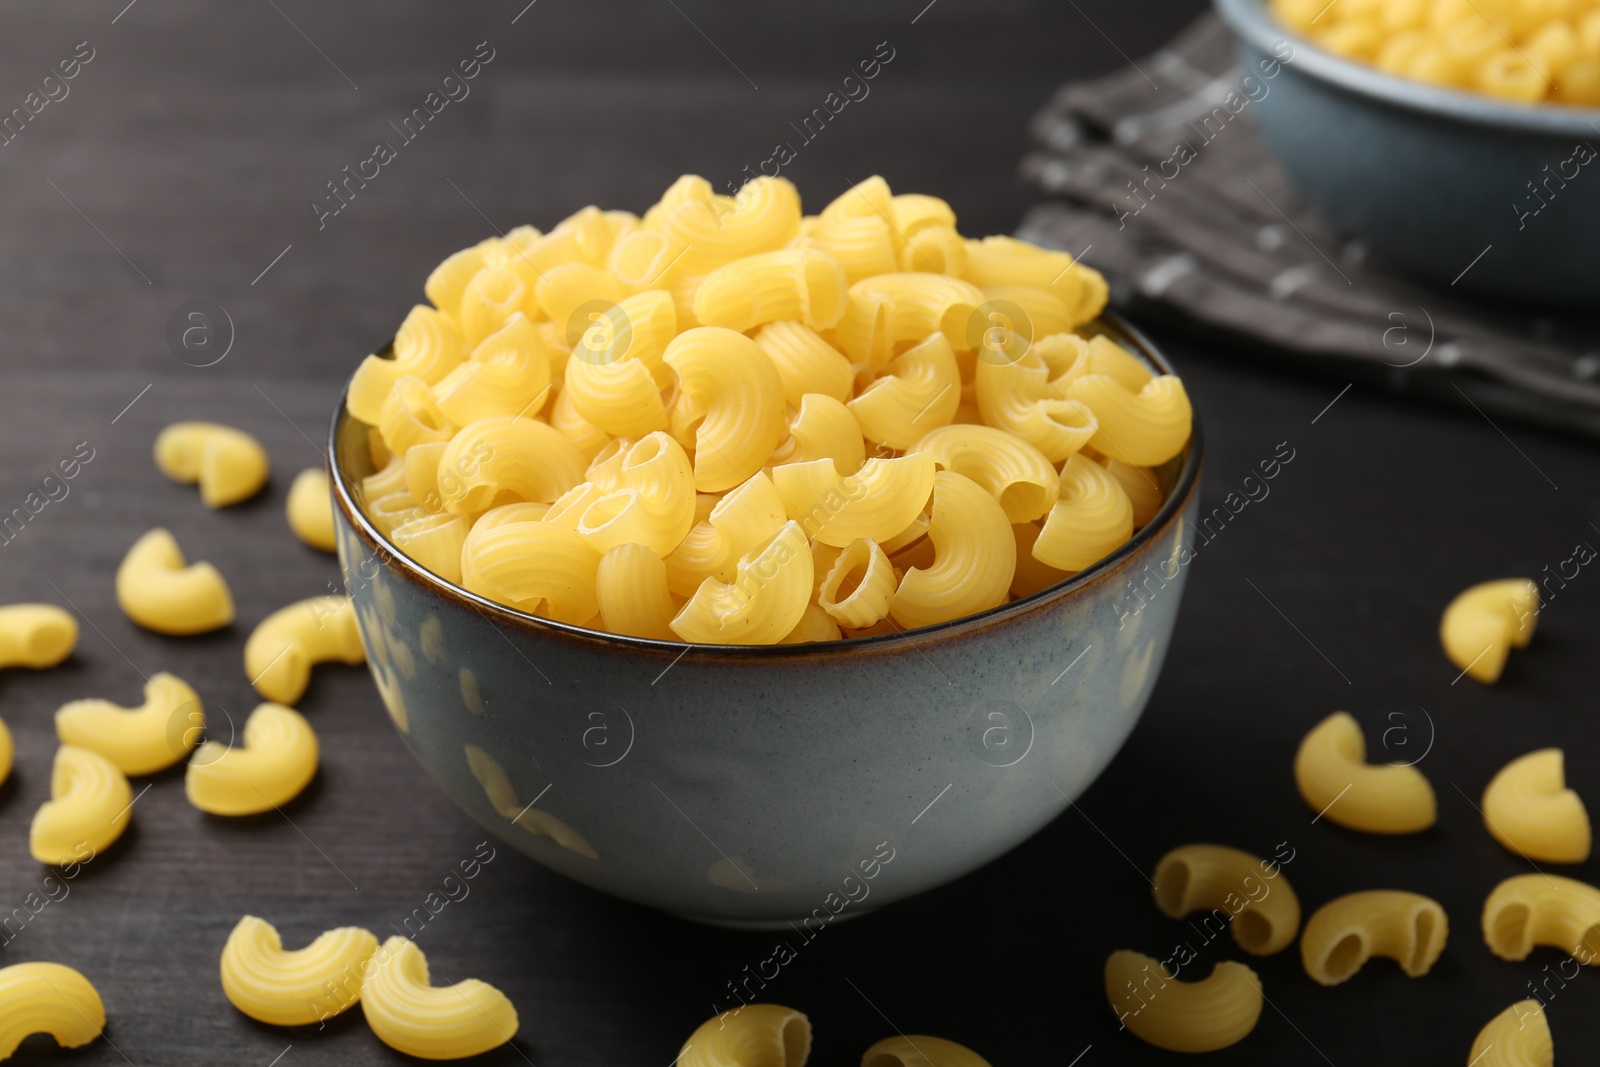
left=1215, top=0, right=1600, bottom=306
left=328, top=313, right=1203, bottom=927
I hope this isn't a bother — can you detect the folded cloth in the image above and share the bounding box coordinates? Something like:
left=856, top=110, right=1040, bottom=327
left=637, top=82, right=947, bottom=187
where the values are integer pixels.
left=1016, top=13, right=1600, bottom=440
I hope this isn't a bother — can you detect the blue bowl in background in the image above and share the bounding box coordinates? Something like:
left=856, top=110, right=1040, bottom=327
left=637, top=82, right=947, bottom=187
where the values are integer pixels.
left=1216, top=0, right=1600, bottom=306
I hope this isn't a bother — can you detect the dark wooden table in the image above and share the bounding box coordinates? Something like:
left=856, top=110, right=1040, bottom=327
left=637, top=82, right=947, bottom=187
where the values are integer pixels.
left=3, top=1, right=1598, bottom=1063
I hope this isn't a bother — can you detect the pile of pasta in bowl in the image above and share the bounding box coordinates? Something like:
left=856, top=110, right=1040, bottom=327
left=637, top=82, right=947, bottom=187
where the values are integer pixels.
left=346, top=174, right=1193, bottom=646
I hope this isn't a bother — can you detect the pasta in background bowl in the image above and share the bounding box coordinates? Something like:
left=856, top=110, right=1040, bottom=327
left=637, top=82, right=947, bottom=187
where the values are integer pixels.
left=326, top=179, right=1202, bottom=924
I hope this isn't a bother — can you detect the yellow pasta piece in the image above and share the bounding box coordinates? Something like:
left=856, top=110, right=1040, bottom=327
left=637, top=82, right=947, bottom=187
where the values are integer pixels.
left=378, top=375, right=454, bottom=457
left=220, top=915, right=379, bottom=1027
left=186, top=702, right=319, bottom=816
left=849, top=334, right=962, bottom=449
left=570, top=289, right=677, bottom=378
left=55, top=671, right=203, bottom=776
left=1469, top=1000, right=1554, bottom=1067
left=431, top=312, right=553, bottom=425
left=678, top=1003, right=812, bottom=1067
left=434, top=416, right=588, bottom=513
left=361, top=936, right=519, bottom=1060
left=911, top=423, right=1059, bottom=524
left=1102, top=458, right=1164, bottom=527
left=1484, top=873, right=1600, bottom=963
left=425, top=235, right=498, bottom=320
left=0, top=715, right=10, bottom=787
left=1104, top=951, right=1262, bottom=1053
left=670, top=521, right=814, bottom=644
left=1152, top=844, right=1302, bottom=956
left=979, top=285, right=1074, bottom=339
left=153, top=421, right=269, bottom=507
left=116, top=528, right=235, bottom=635
left=461, top=521, right=601, bottom=623
left=819, top=537, right=896, bottom=629
left=1299, top=890, right=1449, bottom=985
left=1441, top=578, right=1538, bottom=684
left=346, top=305, right=466, bottom=424
left=30, top=745, right=132, bottom=864
left=974, top=343, right=1098, bottom=463
left=693, top=248, right=849, bottom=332
left=458, top=264, right=528, bottom=349
left=1294, top=711, right=1437, bottom=833
left=899, top=224, right=967, bottom=275
left=754, top=320, right=855, bottom=406
left=573, top=433, right=696, bottom=557
left=1483, top=749, right=1591, bottom=863
left=286, top=468, right=336, bottom=552
left=0, top=962, right=106, bottom=1060
left=812, top=179, right=899, bottom=283
left=833, top=273, right=986, bottom=370
left=244, top=595, right=365, bottom=704
left=391, top=511, right=470, bottom=585
left=368, top=490, right=421, bottom=539
left=597, top=543, right=678, bottom=640
left=891, top=191, right=956, bottom=237
left=781, top=602, right=842, bottom=644
left=0, top=603, right=77, bottom=669
left=770, top=394, right=868, bottom=476
left=534, top=261, right=623, bottom=325
left=665, top=326, right=787, bottom=492
left=861, top=1035, right=990, bottom=1067
left=650, top=175, right=802, bottom=275
left=965, top=235, right=1105, bottom=325
left=548, top=385, right=612, bottom=460
left=564, top=348, right=670, bottom=437
left=665, top=472, right=789, bottom=595
left=1064, top=372, right=1192, bottom=467
left=362, top=452, right=407, bottom=501
left=1032, top=455, right=1134, bottom=571
left=774, top=454, right=936, bottom=548
left=890, top=471, right=1015, bottom=629
left=1009, top=522, right=1071, bottom=598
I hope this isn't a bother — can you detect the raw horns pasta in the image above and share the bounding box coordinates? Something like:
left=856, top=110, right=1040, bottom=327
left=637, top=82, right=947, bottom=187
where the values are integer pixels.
left=678, top=1003, right=812, bottom=1067
left=286, top=468, right=337, bottom=552
left=0, top=961, right=106, bottom=1060
left=344, top=174, right=1190, bottom=645
left=1104, top=950, right=1262, bottom=1053
left=361, top=936, right=519, bottom=1059
left=1151, top=843, right=1301, bottom=956
left=115, top=528, right=235, bottom=635
left=1298, top=890, right=1449, bottom=985
left=0, top=603, right=77, bottom=669
left=1440, top=578, right=1538, bottom=684
left=153, top=421, right=270, bottom=507
left=1468, top=1000, right=1554, bottom=1067
left=186, top=703, right=319, bottom=816
left=1482, top=748, right=1591, bottom=864
left=30, top=745, right=133, bottom=864
left=862, top=1035, right=993, bottom=1067
left=1294, top=711, right=1437, bottom=834
left=220, top=915, right=379, bottom=1027
left=55, top=671, right=204, bottom=776
left=1482, top=873, right=1600, bottom=964
left=244, top=596, right=365, bottom=704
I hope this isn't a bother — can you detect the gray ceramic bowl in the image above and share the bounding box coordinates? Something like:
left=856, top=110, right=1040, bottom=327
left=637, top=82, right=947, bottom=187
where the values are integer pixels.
left=1216, top=0, right=1600, bottom=305
left=328, top=315, right=1202, bottom=927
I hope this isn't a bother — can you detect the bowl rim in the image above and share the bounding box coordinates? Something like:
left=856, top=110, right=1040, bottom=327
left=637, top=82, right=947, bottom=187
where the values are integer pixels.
left=327, top=311, right=1204, bottom=658
left=1215, top=0, right=1600, bottom=134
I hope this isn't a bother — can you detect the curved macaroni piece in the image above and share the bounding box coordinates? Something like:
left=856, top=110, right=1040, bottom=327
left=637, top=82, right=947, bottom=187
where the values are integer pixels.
left=811, top=212, right=898, bottom=285
left=0, top=962, right=106, bottom=1060
left=425, top=236, right=496, bottom=320
left=597, top=544, right=678, bottom=640
left=55, top=671, right=204, bottom=776
left=861, top=1035, right=990, bottom=1067
left=432, top=312, right=553, bottom=426
left=1032, top=455, right=1134, bottom=571
left=965, top=235, right=1106, bottom=325
left=890, top=471, right=1015, bottom=630
left=0, top=716, right=10, bottom=787
left=574, top=433, right=696, bottom=556
left=462, top=521, right=601, bottom=623
left=362, top=936, right=519, bottom=1060
left=781, top=603, right=842, bottom=644
left=665, top=472, right=788, bottom=595
left=671, top=521, right=813, bottom=645
left=286, top=468, right=336, bottom=552
left=665, top=327, right=787, bottom=492
left=368, top=490, right=421, bottom=539
left=1009, top=522, right=1071, bottom=598
left=973, top=346, right=1098, bottom=463
left=833, top=273, right=986, bottom=369
left=378, top=376, right=454, bottom=457
left=30, top=745, right=132, bottom=864
left=891, top=191, right=955, bottom=236
left=153, top=421, right=270, bottom=507
left=564, top=348, right=668, bottom=438
left=770, top=394, right=867, bottom=476
left=362, top=452, right=407, bottom=501
left=1152, top=844, right=1301, bottom=956
left=1102, top=458, right=1164, bottom=527
left=1064, top=372, right=1192, bottom=467
left=1104, top=951, right=1261, bottom=1053
left=1483, top=873, right=1600, bottom=963
left=1441, top=578, right=1539, bottom=684
left=979, top=285, right=1074, bottom=339
left=753, top=320, right=854, bottom=406
left=533, top=261, right=623, bottom=325
left=693, top=248, right=848, bottom=332
left=549, top=385, right=611, bottom=460
left=1300, top=890, right=1449, bottom=985
left=391, top=511, right=470, bottom=585
left=819, top=538, right=896, bottom=629
left=848, top=333, right=961, bottom=449
left=220, top=915, right=379, bottom=1026
left=911, top=423, right=1058, bottom=524
left=0, top=604, right=77, bottom=669
left=1483, top=749, right=1591, bottom=864
left=245, top=596, right=365, bottom=704
left=346, top=305, right=465, bottom=423
left=899, top=224, right=967, bottom=275
left=435, top=416, right=588, bottom=513
left=1468, top=1000, right=1553, bottom=1067
left=608, top=227, right=688, bottom=291
left=186, top=703, right=319, bottom=816
left=649, top=175, right=802, bottom=275
left=116, top=528, right=235, bottom=635
left=773, top=454, right=936, bottom=548
left=1294, top=711, right=1437, bottom=834
left=458, top=264, right=528, bottom=349
left=678, top=1003, right=812, bottom=1067
left=571, top=289, right=677, bottom=378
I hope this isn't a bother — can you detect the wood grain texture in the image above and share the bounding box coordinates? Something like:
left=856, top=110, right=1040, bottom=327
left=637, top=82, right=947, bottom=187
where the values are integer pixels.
left=2, top=1, right=1599, bottom=1063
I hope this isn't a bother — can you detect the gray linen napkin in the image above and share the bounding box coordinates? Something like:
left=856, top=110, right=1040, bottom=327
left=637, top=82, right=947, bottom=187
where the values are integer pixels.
left=1016, top=13, right=1600, bottom=440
